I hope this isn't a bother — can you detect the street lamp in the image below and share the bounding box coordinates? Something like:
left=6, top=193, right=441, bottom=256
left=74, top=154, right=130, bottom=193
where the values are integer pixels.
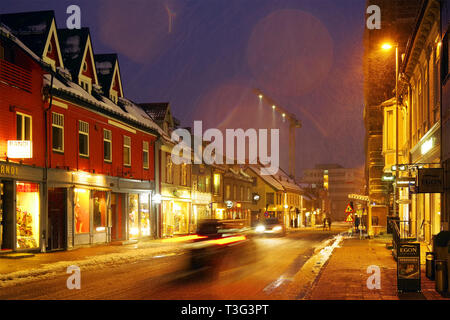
left=381, top=42, right=399, bottom=219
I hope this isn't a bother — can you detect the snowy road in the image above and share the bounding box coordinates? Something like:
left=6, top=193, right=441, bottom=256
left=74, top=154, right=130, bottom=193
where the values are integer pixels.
left=0, top=230, right=342, bottom=300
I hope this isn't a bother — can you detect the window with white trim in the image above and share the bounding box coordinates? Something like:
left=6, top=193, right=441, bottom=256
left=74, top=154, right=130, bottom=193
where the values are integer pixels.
left=123, top=135, right=131, bottom=166
left=104, top=129, right=112, bottom=162
left=16, top=112, right=32, bottom=141
left=78, top=120, right=89, bottom=157
left=143, top=141, right=149, bottom=169
left=52, top=112, right=64, bottom=152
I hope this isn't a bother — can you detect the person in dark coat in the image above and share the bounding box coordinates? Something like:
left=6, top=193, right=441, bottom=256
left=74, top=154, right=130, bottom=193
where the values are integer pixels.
left=327, top=217, right=332, bottom=230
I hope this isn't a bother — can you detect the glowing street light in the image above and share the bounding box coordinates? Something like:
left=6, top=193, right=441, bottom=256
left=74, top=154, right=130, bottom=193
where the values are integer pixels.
left=272, top=105, right=276, bottom=109
left=381, top=43, right=393, bottom=51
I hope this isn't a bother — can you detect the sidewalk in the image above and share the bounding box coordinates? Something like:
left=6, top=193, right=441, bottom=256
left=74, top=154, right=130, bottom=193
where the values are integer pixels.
left=306, top=237, right=450, bottom=300
left=0, top=238, right=183, bottom=278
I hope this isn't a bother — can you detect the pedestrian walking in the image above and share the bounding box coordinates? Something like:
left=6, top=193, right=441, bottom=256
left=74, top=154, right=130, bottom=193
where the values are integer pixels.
left=327, top=217, right=332, bottom=230
left=323, top=217, right=327, bottom=231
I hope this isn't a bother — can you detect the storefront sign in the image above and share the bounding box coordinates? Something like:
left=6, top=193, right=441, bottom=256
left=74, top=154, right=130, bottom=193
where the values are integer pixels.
left=0, top=164, right=19, bottom=176
left=397, top=243, right=420, bottom=292
left=417, top=168, right=444, bottom=193
left=7, top=140, right=32, bottom=158
left=226, top=200, right=234, bottom=209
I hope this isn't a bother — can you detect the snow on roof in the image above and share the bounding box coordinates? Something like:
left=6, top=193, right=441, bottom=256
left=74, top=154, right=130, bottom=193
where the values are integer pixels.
left=44, top=74, right=162, bottom=136
left=247, top=165, right=284, bottom=191
left=0, top=24, right=42, bottom=62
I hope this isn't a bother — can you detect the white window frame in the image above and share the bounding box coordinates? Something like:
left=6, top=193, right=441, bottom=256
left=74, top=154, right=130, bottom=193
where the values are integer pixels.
left=103, top=129, right=112, bottom=162
left=79, top=120, right=89, bottom=157
left=123, top=135, right=131, bottom=166
left=52, top=112, right=64, bottom=152
left=143, top=141, right=149, bottom=169
left=16, top=112, right=32, bottom=141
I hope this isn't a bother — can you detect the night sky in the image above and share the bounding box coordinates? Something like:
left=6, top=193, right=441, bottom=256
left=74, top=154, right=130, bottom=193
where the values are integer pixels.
left=1, top=0, right=366, bottom=177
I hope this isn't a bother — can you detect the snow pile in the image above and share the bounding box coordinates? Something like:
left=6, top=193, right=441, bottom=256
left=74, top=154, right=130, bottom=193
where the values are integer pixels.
left=0, top=244, right=184, bottom=288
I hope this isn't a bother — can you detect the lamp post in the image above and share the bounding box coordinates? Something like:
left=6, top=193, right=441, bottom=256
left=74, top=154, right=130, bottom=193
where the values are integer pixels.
left=382, top=42, right=399, bottom=219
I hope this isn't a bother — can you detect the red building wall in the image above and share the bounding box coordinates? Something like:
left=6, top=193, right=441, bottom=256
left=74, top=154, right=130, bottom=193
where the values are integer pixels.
left=48, top=99, right=156, bottom=181
left=0, top=40, right=45, bottom=167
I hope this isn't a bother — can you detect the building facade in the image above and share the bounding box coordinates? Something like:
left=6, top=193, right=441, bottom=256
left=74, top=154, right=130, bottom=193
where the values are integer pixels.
left=0, top=11, right=161, bottom=252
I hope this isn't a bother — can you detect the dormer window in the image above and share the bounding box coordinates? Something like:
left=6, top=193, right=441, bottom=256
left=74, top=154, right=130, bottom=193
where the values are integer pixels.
left=110, top=90, right=118, bottom=104
left=82, top=61, right=87, bottom=72
left=79, top=75, right=92, bottom=94
left=48, top=42, right=53, bottom=54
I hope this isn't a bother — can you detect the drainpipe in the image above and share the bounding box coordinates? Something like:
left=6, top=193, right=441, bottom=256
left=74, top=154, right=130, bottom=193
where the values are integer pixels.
left=42, top=72, right=54, bottom=253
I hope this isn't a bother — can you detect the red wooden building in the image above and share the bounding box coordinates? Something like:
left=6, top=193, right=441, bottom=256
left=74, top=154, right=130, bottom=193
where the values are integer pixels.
left=0, top=11, right=163, bottom=252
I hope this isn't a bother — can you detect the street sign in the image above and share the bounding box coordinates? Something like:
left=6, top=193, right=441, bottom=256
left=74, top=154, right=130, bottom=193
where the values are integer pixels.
left=345, top=213, right=354, bottom=223
left=397, top=243, right=421, bottom=292
left=345, top=203, right=354, bottom=214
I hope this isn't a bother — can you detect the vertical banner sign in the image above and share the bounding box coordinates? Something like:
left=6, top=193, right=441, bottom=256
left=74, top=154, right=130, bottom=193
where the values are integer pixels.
left=397, top=243, right=420, bottom=292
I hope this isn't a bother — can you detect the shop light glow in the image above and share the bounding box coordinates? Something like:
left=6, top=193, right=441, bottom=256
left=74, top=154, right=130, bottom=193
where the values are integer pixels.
left=204, top=235, right=246, bottom=246
left=162, top=235, right=207, bottom=242
left=74, top=188, right=87, bottom=193
left=421, top=138, right=434, bottom=155
left=96, top=227, right=105, bottom=232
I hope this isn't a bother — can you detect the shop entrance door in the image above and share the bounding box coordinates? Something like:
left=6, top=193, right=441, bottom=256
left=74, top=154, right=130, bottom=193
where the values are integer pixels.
left=0, top=181, right=14, bottom=250
left=47, top=188, right=67, bottom=251
left=110, top=193, right=124, bottom=241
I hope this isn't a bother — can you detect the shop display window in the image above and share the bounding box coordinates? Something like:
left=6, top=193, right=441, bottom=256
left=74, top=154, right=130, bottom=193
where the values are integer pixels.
left=162, top=200, right=174, bottom=237
left=93, top=191, right=107, bottom=232
left=128, top=194, right=139, bottom=238
left=140, top=193, right=150, bottom=237
left=74, top=188, right=90, bottom=234
left=16, top=182, right=39, bottom=249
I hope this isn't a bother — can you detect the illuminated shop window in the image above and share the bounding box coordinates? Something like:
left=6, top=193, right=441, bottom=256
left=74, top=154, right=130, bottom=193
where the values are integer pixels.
left=16, top=182, right=39, bottom=249
left=93, top=191, right=107, bottom=231
left=74, top=188, right=90, bottom=234
left=140, top=193, right=150, bottom=236
left=128, top=194, right=139, bottom=238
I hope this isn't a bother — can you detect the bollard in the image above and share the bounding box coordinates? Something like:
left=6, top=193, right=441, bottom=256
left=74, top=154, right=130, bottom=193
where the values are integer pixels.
left=435, top=260, right=448, bottom=293
left=426, top=252, right=435, bottom=280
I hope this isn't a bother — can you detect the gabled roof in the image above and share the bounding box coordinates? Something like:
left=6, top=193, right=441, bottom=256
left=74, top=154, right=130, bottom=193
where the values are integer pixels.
left=139, top=102, right=169, bottom=120
left=0, top=10, right=54, bottom=57
left=58, top=27, right=98, bottom=85
left=94, top=53, right=123, bottom=97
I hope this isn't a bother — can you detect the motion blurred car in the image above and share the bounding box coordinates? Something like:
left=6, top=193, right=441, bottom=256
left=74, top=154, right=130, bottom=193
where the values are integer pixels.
left=185, top=219, right=258, bottom=277
left=254, top=218, right=286, bottom=237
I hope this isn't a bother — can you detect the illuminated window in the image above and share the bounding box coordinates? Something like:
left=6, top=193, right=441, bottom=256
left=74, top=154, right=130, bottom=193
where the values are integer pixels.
left=52, top=112, right=64, bottom=152
left=16, top=112, right=32, bottom=141
left=74, top=188, right=90, bottom=234
left=103, top=129, right=112, bottom=162
left=226, top=185, right=231, bottom=199
left=16, top=182, right=40, bottom=249
left=78, top=120, right=89, bottom=157
left=213, top=173, right=221, bottom=195
left=143, top=141, right=149, bottom=169
left=123, top=135, right=131, bottom=166
left=181, top=163, right=188, bottom=186
left=93, top=191, right=107, bottom=231
left=166, top=154, right=173, bottom=183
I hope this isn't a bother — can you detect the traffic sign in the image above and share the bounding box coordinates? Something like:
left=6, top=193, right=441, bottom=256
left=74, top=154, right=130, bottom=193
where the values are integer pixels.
left=345, top=203, right=354, bottom=214
left=345, top=213, right=354, bottom=223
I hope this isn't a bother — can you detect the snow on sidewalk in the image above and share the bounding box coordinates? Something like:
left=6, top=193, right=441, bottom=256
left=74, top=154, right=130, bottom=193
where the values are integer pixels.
left=0, top=243, right=184, bottom=288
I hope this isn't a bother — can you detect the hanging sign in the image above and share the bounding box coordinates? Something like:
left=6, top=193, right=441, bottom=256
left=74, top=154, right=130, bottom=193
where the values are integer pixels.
left=417, top=168, right=444, bottom=193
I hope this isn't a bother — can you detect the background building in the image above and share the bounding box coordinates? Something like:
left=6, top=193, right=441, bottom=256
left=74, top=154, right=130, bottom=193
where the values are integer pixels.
left=300, top=164, right=365, bottom=221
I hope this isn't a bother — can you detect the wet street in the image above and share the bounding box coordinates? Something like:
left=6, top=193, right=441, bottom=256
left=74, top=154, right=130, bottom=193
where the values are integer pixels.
left=0, top=229, right=343, bottom=300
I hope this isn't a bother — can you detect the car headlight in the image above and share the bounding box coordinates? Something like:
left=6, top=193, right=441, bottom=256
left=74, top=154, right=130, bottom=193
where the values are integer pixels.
left=273, top=226, right=282, bottom=231
left=255, top=225, right=265, bottom=233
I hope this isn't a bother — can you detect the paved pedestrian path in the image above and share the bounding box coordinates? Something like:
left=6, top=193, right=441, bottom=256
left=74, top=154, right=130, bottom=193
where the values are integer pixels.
left=306, top=237, right=450, bottom=300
